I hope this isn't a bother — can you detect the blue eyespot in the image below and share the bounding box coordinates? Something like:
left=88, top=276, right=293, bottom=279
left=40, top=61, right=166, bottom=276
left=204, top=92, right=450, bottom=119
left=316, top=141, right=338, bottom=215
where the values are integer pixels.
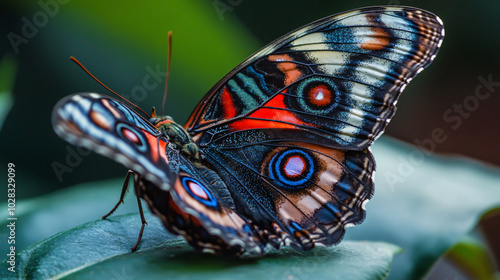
left=268, top=148, right=315, bottom=190
left=181, top=177, right=219, bottom=208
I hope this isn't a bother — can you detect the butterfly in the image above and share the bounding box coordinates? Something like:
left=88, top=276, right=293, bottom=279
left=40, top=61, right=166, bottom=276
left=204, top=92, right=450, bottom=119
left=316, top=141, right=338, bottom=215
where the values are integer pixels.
left=52, top=6, right=444, bottom=255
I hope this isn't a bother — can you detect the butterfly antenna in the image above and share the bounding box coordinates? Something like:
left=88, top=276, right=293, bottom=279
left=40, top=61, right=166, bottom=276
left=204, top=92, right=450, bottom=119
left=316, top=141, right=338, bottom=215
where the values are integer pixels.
left=70, top=56, right=150, bottom=118
left=161, top=31, right=173, bottom=116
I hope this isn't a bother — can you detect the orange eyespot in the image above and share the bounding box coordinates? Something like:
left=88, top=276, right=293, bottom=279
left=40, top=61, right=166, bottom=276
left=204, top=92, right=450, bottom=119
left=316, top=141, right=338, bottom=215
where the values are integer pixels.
left=90, top=110, right=111, bottom=130
left=308, top=84, right=332, bottom=107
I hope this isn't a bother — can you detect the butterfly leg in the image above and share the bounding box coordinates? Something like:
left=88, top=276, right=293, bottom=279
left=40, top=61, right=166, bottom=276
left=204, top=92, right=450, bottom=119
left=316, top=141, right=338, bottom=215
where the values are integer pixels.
left=131, top=175, right=148, bottom=252
left=102, top=170, right=134, bottom=220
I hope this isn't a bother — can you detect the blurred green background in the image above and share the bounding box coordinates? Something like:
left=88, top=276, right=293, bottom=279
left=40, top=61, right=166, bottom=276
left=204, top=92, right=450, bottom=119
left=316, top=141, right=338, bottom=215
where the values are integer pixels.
left=1, top=0, right=499, bottom=197
left=1, top=0, right=500, bottom=279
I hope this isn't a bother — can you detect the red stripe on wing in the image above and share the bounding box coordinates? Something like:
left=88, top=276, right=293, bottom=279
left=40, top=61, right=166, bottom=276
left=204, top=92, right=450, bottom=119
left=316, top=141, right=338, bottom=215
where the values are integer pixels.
left=228, top=91, right=309, bottom=131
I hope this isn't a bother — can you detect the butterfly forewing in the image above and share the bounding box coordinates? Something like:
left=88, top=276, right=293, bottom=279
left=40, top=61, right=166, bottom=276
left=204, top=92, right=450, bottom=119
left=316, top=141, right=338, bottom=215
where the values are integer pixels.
left=52, top=93, right=172, bottom=189
left=186, top=6, right=444, bottom=149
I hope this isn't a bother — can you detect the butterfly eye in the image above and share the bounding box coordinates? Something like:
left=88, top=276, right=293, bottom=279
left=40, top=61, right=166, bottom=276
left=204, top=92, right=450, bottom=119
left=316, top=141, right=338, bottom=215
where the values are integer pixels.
left=268, top=148, right=315, bottom=190
left=149, top=117, right=158, bottom=124
left=181, top=177, right=218, bottom=208
left=116, top=123, right=147, bottom=152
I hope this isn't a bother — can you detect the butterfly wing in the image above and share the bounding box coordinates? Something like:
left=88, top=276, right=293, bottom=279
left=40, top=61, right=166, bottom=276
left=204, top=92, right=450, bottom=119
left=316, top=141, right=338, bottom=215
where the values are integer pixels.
left=52, top=93, right=173, bottom=189
left=185, top=6, right=444, bottom=249
left=187, top=6, right=444, bottom=149
left=52, top=93, right=264, bottom=254
left=202, top=137, right=375, bottom=248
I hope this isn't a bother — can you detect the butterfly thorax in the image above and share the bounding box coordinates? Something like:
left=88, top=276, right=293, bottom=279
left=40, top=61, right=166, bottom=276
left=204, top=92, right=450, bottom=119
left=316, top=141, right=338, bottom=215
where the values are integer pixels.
left=151, top=116, right=200, bottom=161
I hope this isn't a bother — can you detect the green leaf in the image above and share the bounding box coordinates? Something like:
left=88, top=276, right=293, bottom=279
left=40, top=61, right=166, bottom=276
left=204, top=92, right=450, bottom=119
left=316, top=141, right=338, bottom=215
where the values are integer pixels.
left=0, top=213, right=400, bottom=280
left=2, top=137, right=500, bottom=279
left=425, top=237, right=497, bottom=280
left=0, top=178, right=138, bottom=251
left=347, top=137, right=500, bottom=279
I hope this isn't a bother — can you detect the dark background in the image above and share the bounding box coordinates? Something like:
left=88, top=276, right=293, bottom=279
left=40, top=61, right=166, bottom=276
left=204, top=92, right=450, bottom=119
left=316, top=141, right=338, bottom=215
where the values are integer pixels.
left=1, top=0, right=499, bottom=200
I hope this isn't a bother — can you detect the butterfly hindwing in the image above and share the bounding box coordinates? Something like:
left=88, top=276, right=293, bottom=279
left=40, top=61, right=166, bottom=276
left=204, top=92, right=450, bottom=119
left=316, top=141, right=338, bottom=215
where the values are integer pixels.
left=202, top=129, right=374, bottom=248
left=135, top=152, right=265, bottom=254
